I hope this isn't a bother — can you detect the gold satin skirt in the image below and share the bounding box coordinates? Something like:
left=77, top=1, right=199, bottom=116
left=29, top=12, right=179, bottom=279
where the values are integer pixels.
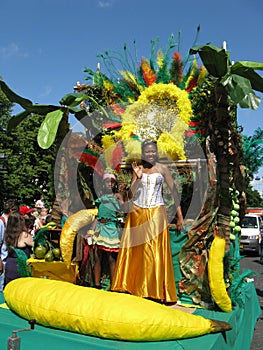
left=111, top=204, right=177, bottom=303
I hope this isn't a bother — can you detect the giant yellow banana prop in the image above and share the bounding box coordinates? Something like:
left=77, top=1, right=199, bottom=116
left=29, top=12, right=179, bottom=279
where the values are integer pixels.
left=208, top=236, right=232, bottom=312
left=60, top=209, right=98, bottom=264
left=4, top=277, right=232, bottom=341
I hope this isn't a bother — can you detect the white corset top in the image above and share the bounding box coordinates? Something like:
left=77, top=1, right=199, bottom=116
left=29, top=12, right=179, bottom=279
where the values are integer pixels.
left=133, top=172, right=164, bottom=208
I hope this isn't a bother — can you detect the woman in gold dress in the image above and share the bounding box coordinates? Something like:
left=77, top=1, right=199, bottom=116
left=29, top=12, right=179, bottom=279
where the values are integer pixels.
left=111, top=140, right=184, bottom=304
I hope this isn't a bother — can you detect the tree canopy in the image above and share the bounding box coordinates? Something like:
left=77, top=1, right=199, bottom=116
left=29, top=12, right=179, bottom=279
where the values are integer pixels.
left=0, top=98, right=57, bottom=209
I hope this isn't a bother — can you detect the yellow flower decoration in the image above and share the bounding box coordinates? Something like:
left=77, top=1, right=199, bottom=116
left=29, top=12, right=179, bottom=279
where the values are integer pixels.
left=138, top=83, right=192, bottom=124
left=117, top=83, right=193, bottom=160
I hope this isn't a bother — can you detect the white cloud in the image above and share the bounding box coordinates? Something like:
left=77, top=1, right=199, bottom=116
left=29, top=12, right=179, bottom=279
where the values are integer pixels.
left=97, top=1, right=113, bottom=8
left=0, top=43, right=28, bottom=59
left=38, top=85, right=52, bottom=98
left=0, top=43, right=19, bottom=58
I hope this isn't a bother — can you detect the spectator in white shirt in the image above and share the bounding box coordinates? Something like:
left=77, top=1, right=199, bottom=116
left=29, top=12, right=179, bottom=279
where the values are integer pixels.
left=35, top=196, right=45, bottom=210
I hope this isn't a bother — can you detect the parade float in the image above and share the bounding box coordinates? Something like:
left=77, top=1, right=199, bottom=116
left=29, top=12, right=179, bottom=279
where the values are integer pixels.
left=0, top=32, right=263, bottom=349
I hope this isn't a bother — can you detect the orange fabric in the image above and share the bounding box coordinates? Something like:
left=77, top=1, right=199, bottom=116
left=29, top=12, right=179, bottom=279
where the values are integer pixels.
left=111, top=204, right=177, bottom=303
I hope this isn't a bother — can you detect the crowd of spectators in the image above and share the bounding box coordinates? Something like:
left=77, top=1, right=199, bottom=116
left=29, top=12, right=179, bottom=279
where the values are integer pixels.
left=0, top=197, right=50, bottom=291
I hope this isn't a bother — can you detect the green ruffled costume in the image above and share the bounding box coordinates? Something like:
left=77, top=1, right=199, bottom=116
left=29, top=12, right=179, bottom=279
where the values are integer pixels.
left=93, top=195, right=122, bottom=252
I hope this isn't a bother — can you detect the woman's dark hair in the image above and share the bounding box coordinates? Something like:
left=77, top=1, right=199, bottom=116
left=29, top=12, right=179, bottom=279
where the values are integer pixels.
left=24, top=215, right=35, bottom=231
left=141, top=140, right=158, bottom=165
left=5, top=213, right=26, bottom=252
left=141, top=140, right=157, bottom=151
left=3, top=199, right=19, bottom=214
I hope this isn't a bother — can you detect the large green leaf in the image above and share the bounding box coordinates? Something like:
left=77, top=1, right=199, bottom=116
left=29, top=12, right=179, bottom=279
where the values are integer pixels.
left=7, top=110, right=31, bottom=131
left=232, top=61, right=263, bottom=71
left=7, top=105, right=60, bottom=130
left=238, top=92, right=261, bottom=110
left=59, top=92, right=86, bottom=107
left=37, top=109, right=65, bottom=149
left=0, top=81, right=33, bottom=108
left=222, top=74, right=261, bottom=109
left=190, top=45, right=228, bottom=78
left=221, top=73, right=250, bottom=102
left=231, top=62, right=263, bottom=93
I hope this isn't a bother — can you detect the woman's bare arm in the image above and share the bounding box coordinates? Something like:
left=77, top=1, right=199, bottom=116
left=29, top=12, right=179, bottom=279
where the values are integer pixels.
left=127, top=162, right=142, bottom=200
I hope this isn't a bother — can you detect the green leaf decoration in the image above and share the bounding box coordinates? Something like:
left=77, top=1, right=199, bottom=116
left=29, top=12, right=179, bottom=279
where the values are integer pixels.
left=221, top=73, right=250, bottom=102
left=232, top=61, right=263, bottom=71
left=68, top=106, right=83, bottom=114
left=7, top=110, right=31, bottom=131
left=59, top=92, right=86, bottom=107
left=222, top=74, right=261, bottom=109
left=59, top=91, right=110, bottom=120
left=190, top=44, right=228, bottom=78
left=26, top=104, right=59, bottom=114
left=0, top=81, right=33, bottom=108
left=1, top=80, right=59, bottom=117
left=83, top=94, right=110, bottom=119
left=83, top=67, right=95, bottom=82
left=239, top=92, right=261, bottom=109
left=231, top=61, right=263, bottom=93
left=33, top=228, right=48, bottom=247
left=37, top=109, right=64, bottom=149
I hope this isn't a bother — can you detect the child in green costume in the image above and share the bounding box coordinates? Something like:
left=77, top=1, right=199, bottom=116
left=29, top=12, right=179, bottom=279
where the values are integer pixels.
left=92, top=173, right=124, bottom=288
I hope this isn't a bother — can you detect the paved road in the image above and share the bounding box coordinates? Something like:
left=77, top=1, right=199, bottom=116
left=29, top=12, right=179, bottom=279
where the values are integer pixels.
left=240, top=254, right=263, bottom=350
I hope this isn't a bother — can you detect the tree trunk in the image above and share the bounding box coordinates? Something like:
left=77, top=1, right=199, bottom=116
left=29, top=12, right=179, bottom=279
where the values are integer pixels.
left=51, top=112, right=70, bottom=226
left=213, top=82, right=231, bottom=250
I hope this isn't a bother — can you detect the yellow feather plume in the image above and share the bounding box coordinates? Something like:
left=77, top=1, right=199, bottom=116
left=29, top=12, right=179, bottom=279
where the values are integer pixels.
left=157, top=49, right=164, bottom=68
left=120, top=71, right=144, bottom=92
left=101, top=134, right=115, bottom=169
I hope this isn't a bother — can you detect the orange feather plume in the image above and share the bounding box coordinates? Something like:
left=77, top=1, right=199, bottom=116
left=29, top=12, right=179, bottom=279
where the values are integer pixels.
left=141, top=58, right=157, bottom=86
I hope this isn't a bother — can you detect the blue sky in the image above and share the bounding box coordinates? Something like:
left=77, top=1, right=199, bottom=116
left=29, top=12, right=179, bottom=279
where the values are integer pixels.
left=1, top=0, right=263, bottom=185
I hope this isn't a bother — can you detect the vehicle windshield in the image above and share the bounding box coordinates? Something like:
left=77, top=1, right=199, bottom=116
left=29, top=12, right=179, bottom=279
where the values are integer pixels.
left=241, top=216, right=258, bottom=228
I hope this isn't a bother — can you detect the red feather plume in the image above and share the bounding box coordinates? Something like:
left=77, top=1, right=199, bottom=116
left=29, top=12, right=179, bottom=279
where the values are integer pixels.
left=110, top=143, right=124, bottom=173
left=170, top=52, right=183, bottom=86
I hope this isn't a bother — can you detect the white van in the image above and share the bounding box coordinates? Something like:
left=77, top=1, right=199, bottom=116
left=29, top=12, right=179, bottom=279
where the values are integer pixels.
left=240, top=213, right=263, bottom=255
